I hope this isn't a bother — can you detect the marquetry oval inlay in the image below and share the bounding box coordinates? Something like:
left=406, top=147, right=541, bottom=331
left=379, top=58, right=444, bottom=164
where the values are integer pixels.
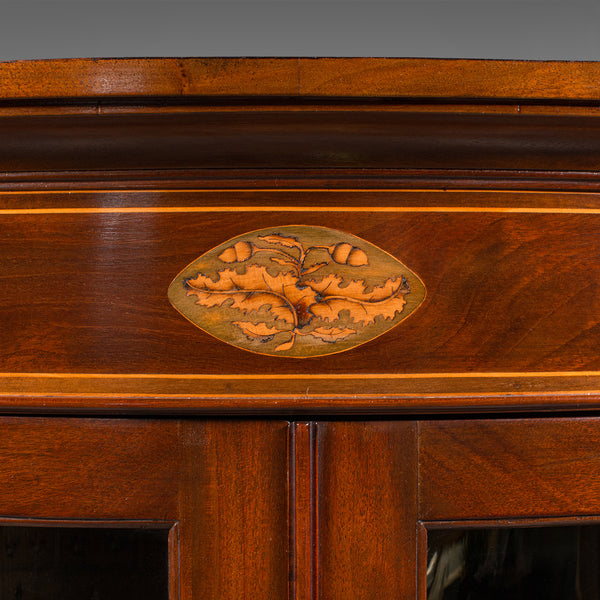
left=168, top=226, right=426, bottom=357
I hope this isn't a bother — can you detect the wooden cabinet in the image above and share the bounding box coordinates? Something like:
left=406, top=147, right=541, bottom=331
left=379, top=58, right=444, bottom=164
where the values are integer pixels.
left=2, top=58, right=600, bottom=598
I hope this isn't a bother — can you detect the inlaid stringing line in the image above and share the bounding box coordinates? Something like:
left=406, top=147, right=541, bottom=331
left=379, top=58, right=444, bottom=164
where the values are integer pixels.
left=0, top=188, right=598, bottom=195
left=2, top=371, right=600, bottom=379
left=4, top=206, right=600, bottom=215
left=0, top=391, right=599, bottom=399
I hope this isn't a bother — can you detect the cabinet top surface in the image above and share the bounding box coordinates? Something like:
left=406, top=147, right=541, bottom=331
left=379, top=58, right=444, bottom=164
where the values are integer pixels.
left=3, top=57, right=600, bottom=102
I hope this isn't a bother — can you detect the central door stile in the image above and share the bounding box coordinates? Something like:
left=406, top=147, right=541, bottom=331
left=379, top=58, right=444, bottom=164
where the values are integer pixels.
left=290, top=422, right=318, bottom=600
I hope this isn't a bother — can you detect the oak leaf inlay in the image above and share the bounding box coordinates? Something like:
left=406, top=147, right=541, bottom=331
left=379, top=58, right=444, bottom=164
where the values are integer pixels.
left=168, top=225, right=426, bottom=357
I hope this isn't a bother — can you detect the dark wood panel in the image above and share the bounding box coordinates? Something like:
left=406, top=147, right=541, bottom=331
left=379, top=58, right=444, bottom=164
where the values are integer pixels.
left=0, top=418, right=178, bottom=519
left=178, top=420, right=289, bottom=600
left=2, top=112, right=600, bottom=173
left=420, top=417, right=600, bottom=520
left=3, top=210, right=600, bottom=377
left=316, top=421, right=417, bottom=600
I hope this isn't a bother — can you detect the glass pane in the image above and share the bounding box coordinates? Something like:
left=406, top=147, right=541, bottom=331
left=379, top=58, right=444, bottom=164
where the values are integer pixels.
left=0, top=525, right=169, bottom=599
left=427, top=525, right=600, bottom=600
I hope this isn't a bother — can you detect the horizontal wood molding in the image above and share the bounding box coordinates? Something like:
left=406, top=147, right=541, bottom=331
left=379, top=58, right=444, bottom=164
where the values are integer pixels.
left=3, top=373, right=600, bottom=414
left=4, top=171, right=600, bottom=193
left=3, top=58, right=600, bottom=102
left=1, top=111, right=600, bottom=176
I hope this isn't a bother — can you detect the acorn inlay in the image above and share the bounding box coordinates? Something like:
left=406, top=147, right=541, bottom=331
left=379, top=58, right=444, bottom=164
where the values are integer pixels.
left=168, top=225, right=426, bottom=358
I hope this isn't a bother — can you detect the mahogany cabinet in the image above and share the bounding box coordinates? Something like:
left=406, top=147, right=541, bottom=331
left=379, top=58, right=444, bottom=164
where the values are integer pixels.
left=2, top=58, right=600, bottom=598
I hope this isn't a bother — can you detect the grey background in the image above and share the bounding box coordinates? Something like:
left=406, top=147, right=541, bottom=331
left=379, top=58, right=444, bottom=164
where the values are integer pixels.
left=1, top=0, right=600, bottom=61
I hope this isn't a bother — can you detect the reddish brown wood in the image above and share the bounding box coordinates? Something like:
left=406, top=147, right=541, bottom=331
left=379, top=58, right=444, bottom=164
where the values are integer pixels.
left=4, top=388, right=600, bottom=415
left=316, top=421, right=417, bottom=599
left=0, top=58, right=298, bottom=99
left=5, top=189, right=600, bottom=211
left=420, top=417, right=600, bottom=521
left=417, top=522, right=431, bottom=600
left=0, top=417, right=179, bottom=519
left=3, top=58, right=600, bottom=102
left=2, top=210, right=600, bottom=404
left=297, top=58, right=600, bottom=101
left=3, top=58, right=600, bottom=600
left=290, top=422, right=316, bottom=600
left=178, top=420, right=290, bottom=600
left=0, top=417, right=291, bottom=598
left=6, top=169, right=600, bottom=193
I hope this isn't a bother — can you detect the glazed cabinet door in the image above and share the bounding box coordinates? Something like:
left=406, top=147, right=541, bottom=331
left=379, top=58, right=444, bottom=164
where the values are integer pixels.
left=0, top=417, right=289, bottom=600
left=310, top=418, right=600, bottom=600
left=419, top=417, right=600, bottom=600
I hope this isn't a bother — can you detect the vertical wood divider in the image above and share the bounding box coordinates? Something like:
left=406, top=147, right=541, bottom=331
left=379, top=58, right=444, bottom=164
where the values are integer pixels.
left=290, top=421, right=317, bottom=600
left=316, top=421, right=418, bottom=600
left=168, top=522, right=181, bottom=600
left=417, top=522, right=428, bottom=600
left=179, top=420, right=289, bottom=600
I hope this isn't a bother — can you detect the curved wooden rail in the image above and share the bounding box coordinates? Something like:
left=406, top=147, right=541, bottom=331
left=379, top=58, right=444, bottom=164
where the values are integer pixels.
left=2, top=57, right=600, bottom=101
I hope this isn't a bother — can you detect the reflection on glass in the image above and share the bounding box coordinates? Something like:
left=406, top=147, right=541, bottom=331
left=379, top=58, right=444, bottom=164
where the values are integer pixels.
left=0, top=526, right=169, bottom=599
left=427, top=525, right=600, bottom=600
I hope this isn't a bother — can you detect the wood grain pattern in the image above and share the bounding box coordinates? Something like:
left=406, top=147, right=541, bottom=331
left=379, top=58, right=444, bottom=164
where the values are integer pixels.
left=2, top=210, right=599, bottom=379
left=3, top=190, right=600, bottom=211
left=6, top=376, right=600, bottom=414
left=3, top=58, right=600, bottom=101
left=0, top=58, right=298, bottom=99
left=0, top=418, right=178, bottom=519
left=316, top=421, right=417, bottom=599
left=420, top=418, right=600, bottom=521
left=178, top=420, right=289, bottom=600
left=4, top=194, right=600, bottom=409
left=0, top=417, right=290, bottom=598
left=5, top=58, right=600, bottom=600
left=297, top=58, right=600, bottom=101
left=290, top=422, right=316, bottom=600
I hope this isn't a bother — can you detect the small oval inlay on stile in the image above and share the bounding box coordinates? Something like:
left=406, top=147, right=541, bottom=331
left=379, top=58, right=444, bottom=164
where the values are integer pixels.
left=168, top=225, right=426, bottom=357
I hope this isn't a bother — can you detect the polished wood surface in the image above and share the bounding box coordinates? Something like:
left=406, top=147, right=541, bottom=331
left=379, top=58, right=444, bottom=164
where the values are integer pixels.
left=2, top=197, right=600, bottom=410
left=2, top=58, right=600, bottom=600
left=290, top=422, right=315, bottom=600
left=0, top=417, right=290, bottom=599
left=3, top=58, right=600, bottom=101
left=1, top=112, right=600, bottom=178
left=0, top=418, right=178, bottom=519
left=179, top=420, right=289, bottom=600
left=316, top=422, right=417, bottom=599
left=420, top=418, right=600, bottom=520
